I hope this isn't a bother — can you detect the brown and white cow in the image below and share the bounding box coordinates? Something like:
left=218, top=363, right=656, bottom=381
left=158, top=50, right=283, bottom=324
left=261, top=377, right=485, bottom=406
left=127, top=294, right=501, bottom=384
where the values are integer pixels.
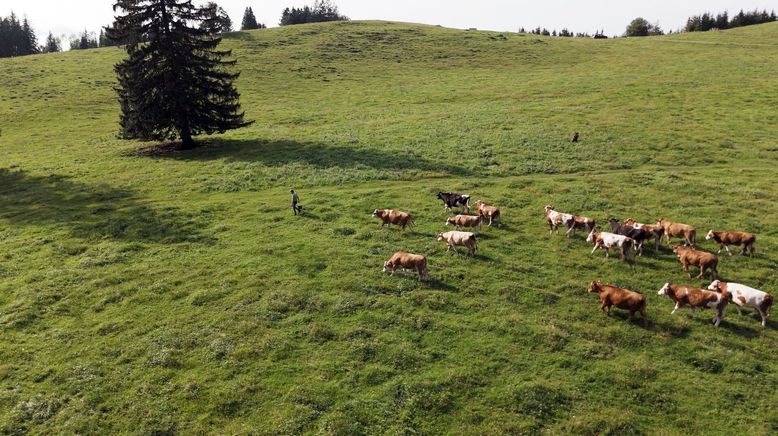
left=544, top=205, right=570, bottom=235
left=673, top=245, right=718, bottom=280
left=382, top=252, right=428, bottom=281
left=656, top=218, right=696, bottom=247
left=587, top=281, right=648, bottom=326
left=437, top=231, right=478, bottom=256
left=372, top=209, right=413, bottom=230
left=658, top=283, right=731, bottom=326
left=586, top=229, right=634, bottom=261
left=445, top=214, right=482, bottom=230
left=566, top=214, right=596, bottom=238
left=705, top=230, right=756, bottom=257
left=624, top=218, right=665, bottom=250
left=476, top=200, right=500, bottom=227
left=708, top=280, right=773, bottom=327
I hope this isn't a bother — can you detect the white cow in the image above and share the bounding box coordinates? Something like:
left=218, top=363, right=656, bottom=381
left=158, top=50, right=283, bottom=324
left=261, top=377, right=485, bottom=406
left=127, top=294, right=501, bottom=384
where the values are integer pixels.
left=708, top=280, right=773, bottom=327
left=436, top=231, right=477, bottom=256
left=544, top=205, right=573, bottom=235
left=587, top=230, right=634, bottom=260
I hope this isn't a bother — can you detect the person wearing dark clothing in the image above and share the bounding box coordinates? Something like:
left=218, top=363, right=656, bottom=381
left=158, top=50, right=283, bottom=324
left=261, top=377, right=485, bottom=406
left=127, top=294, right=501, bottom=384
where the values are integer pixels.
left=290, top=189, right=301, bottom=215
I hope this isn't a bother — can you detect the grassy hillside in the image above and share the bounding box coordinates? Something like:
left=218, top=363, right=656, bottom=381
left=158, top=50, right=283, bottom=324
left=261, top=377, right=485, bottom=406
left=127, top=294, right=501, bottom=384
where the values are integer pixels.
left=1, top=20, right=777, bottom=434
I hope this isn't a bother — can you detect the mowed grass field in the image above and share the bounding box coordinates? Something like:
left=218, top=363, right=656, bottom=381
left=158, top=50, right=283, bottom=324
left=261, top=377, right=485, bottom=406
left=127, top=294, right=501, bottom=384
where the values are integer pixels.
left=1, top=20, right=778, bottom=434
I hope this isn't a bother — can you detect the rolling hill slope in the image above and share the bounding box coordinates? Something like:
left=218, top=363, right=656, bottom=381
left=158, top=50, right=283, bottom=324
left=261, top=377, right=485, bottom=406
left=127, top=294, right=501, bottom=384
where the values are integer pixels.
left=1, top=21, right=777, bottom=434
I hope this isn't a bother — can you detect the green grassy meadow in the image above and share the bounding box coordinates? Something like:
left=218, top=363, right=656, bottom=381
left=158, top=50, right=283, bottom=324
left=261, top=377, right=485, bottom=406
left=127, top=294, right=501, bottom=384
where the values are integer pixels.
left=1, top=20, right=778, bottom=434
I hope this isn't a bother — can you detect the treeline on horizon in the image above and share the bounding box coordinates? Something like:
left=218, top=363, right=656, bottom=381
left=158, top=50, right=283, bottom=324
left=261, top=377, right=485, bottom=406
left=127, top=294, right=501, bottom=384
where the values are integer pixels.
left=684, top=9, right=776, bottom=32
left=2, top=4, right=777, bottom=59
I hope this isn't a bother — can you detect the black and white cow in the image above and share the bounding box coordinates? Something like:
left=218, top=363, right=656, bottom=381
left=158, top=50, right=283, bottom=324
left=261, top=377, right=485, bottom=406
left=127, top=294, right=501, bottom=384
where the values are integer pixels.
left=436, top=192, right=471, bottom=214
left=608, top=218, right=650, bottom=256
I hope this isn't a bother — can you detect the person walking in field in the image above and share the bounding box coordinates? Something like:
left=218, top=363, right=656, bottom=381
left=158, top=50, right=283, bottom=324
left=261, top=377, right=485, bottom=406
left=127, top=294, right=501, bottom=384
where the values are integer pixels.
left=290, top=189, right=302, bottom=215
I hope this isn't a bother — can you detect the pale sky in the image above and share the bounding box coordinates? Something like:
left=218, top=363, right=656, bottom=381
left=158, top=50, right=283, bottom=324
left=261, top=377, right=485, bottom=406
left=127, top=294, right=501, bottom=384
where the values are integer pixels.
left=4, top=0, right=777, bottom=44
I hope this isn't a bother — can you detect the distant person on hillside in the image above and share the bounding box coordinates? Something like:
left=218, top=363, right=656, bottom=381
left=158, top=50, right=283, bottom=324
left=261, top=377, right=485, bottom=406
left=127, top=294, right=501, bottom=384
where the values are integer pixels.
left=290, top=189, right=302, bottom=215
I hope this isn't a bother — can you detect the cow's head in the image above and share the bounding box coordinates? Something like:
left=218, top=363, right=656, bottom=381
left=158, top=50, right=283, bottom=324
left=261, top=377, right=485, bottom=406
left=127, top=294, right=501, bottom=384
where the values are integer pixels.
left=656, top=218, right=665, bottom=226
left=707, top=280, right=722, bottom=292
left=436, top=192, right=444, bottom=200
left=544, top=205, right=553, bottom=214
left=586, top=229, right=596, bottom=243
left=671, top=245, right=685, bottom=255
left=624, top=218, right=636, bottom=226
left=658, top=283, right=671, bottom=296
left=382, top=260, right=395, bottom=273
left=587, top=280, right=601, bottom=293
left=371, top=209, right=382, bottom=217
left=705, top=230, right=715, bottom=240
left=436, top=233, right=444, bottom=241
left=445, top=218, right=453, bottom=226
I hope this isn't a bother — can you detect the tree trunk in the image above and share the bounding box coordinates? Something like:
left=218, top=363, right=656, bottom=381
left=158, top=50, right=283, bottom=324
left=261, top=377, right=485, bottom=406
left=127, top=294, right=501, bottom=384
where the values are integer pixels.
left=178, top=128, right=196, bottom=150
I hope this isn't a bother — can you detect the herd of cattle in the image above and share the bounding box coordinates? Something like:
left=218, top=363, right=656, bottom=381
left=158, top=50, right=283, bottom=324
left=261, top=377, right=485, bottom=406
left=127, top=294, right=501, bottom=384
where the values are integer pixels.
left=374, top=192, right=773, bottom=328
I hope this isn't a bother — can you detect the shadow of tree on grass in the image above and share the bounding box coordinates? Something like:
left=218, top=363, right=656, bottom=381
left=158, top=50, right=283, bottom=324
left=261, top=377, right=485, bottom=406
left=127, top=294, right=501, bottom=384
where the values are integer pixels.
left=131, top=138, right=475, bottom=177
left=0, top=169, right=209, bottom=244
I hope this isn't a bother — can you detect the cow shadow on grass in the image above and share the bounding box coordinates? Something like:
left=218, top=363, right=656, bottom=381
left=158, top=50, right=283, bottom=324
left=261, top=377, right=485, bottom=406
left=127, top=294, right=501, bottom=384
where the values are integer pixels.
left=650, top=319, right=692, bottom=338
left=0, top=168, right=209, bottom=244
left=719, top=320, right=762, bottom=338
left=425, top=278, right=458, bottom=292
left=135, top=138, right=475, bottom=177
left=602, top=311, right=652, bottom=329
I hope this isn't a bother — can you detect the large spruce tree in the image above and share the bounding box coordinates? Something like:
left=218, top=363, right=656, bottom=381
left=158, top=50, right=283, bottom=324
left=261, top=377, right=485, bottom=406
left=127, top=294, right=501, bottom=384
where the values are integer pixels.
left=109, top=0, right=251, bottom=149
left=241, top=7, right=259, bottom=30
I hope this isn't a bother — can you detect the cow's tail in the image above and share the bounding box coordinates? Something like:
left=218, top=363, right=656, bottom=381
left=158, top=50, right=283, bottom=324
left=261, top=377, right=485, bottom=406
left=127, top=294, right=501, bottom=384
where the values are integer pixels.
left=689, top=229, right=697, bottom=246
left=470, top=234, right=478, bottom=250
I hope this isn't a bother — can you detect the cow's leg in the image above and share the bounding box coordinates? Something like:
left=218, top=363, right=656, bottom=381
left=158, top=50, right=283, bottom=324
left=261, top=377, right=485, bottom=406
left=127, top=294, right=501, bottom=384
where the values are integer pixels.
left=671, top=302, right=680, bottom=314
left=690, top=307, right=696, bottom=319
left=758, top=308, right=767, bottom=327
left=734, top=304, right=743, bottom=316
left=695, top=265, right=705, bottom=280
left=565, top=226, right=573, bottom=237
left=627, top=310, right=635, bottom=321
left=666, top=234, right=672, bottom=245
left=682, top=263, right=690, bottom=278
left=590, top=245, right=599, bottom=255
left=725, top=244, right=734, bottom=256
left=714, top=308, right=724, bottom=326
left=600, top=300, right=608, bottom=313
left=641, top=306, right=648, bottom=327
left=604, top=247, right=610, bottom=258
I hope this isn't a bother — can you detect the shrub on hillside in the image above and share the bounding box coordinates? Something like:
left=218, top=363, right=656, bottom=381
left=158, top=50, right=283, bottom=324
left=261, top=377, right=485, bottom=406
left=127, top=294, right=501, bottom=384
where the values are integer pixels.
left=625, top=17, right=664, bottom=37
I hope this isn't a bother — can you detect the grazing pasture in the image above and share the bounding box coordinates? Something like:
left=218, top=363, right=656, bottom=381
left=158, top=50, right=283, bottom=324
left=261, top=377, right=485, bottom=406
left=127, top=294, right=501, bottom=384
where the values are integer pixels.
left=1, top=20, right=778, bottom=434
